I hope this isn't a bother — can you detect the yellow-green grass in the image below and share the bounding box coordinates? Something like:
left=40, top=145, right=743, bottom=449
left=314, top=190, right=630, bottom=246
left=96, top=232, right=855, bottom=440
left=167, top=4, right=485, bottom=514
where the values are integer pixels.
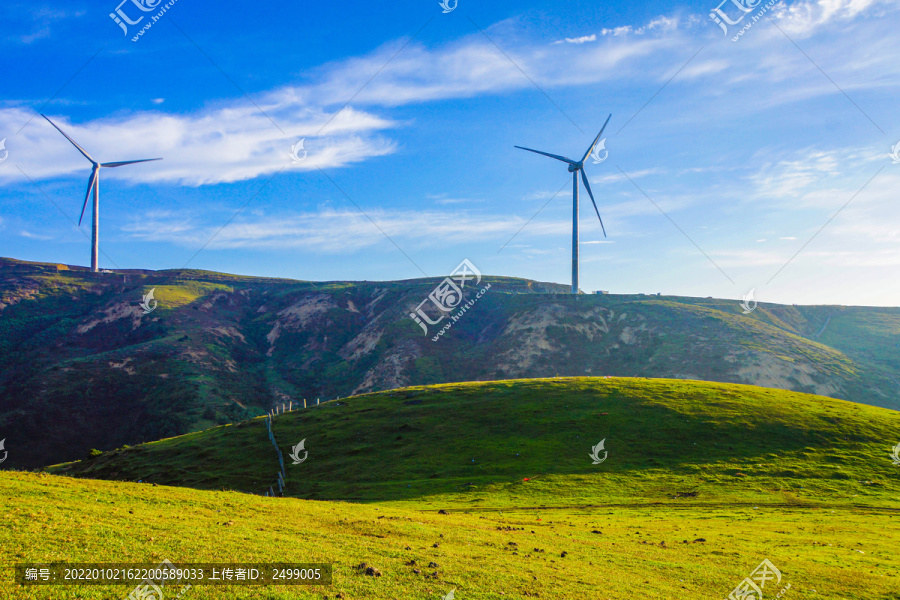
left=1, top=471, right=898, bottom=599
left=11, top=377, right=900, bottom=598
left=143, top=281, right=233, bottom=311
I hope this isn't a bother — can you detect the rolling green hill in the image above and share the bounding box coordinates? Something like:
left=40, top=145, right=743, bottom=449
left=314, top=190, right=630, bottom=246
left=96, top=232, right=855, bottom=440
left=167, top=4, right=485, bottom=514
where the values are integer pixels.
left=49, top=378, right=900, bottom=508
left=2, top=378, right=897, bottom=599
left=1, top=256, right=899, bottom=468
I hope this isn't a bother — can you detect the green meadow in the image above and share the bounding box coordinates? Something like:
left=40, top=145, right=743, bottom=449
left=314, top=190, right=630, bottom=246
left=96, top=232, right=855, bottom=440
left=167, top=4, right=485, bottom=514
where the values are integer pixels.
left=3, top=377, right=899, bottom=598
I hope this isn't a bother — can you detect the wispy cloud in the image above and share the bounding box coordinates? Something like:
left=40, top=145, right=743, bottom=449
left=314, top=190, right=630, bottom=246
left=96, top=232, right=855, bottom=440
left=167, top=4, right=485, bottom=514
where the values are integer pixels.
left=591, top=168, right=665, bottom=185
left=748, top=146, right=885, bottom=205
left=20, top=230, right=53, bottom=240
left=7, top=6, right=86, bottom=44
left=556, top=34, right=596, bottom=44
left=4, top=3, right=897, bottom=192
left=771, top=0, right=897, bottom=37
left=120, top=208, right=575, bottom=253
left=427, top=194, right=483, bottom=206
left=2, top=106, right=397, bottom=186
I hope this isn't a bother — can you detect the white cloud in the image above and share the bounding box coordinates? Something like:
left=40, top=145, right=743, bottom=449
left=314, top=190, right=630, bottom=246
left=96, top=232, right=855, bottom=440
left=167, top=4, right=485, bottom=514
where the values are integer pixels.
left=679, top=59, right=731, bottom=79
left=771, top=0, right=895, bottom=37
left=601, top=15, right=679, bottom=37
left=120, top=208, right=575, bottom=253
left=557, top=34, right=596, bottom=44
left=427, top=194, right=483, bottom=205
left=601, top=26, right=634, bottom=37
left=751, top=149, right=843, bottom=199
left=1, top=20, right=685, bottom=187
left=1, top=106, right=397, bottom=186
left=711, top=162, right=900, bottom=272
left=3, top=4, right=896, bottom=190
left=747, top=147, right=888, bottom=212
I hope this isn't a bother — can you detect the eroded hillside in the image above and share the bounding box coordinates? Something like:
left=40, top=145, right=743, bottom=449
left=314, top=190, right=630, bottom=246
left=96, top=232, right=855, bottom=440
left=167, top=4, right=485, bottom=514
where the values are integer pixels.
left=0, top=257, right=897, bottom=467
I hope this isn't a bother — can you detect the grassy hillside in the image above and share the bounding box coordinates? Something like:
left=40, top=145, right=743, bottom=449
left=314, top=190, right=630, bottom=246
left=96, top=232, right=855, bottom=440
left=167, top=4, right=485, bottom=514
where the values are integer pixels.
left=2, top=256, right=899, bottom=468
left=49, top=378, right=900, bottom=508
left=3, top=378, right=899, bottom=599
left=2, top=471, right=898, bottom=599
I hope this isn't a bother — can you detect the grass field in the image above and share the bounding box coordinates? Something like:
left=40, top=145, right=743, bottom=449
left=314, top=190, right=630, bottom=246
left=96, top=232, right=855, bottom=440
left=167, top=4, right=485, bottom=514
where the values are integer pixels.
left=3, top=377, right=900, bottom=599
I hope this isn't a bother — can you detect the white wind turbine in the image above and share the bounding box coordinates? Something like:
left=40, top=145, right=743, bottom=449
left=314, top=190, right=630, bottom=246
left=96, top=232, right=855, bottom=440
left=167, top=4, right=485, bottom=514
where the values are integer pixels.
left=516, top=114, right=611, bottom=294
left=42, top=114, right=162, bottom=272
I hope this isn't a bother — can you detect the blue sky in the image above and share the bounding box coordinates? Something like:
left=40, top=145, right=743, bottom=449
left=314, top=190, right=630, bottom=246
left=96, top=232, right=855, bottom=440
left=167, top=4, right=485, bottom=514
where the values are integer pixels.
left=1, top=0, right=898, bottom=306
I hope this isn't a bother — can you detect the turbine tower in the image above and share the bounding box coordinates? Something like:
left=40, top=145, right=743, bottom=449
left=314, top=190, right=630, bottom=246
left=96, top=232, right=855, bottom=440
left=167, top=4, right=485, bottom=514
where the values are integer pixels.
left=516, top=114, right=611, bottom=294
left=41, top=114, right=162, bottom=273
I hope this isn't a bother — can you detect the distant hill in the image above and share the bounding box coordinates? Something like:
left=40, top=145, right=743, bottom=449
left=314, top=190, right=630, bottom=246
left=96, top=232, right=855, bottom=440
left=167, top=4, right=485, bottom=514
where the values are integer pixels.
left=1, top=256, right=898, bottom=468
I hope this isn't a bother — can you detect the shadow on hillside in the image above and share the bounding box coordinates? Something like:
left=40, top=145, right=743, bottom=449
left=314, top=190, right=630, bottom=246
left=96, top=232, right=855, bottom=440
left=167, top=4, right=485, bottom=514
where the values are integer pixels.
left=45, top=379, right=898, bottom=503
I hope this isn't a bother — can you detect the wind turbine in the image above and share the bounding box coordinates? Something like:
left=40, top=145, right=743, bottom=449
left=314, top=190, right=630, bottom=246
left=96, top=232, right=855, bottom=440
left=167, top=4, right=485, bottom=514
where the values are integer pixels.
left=41, top=114, right=162, bottom=273
left=516, top=114, right=611, bottom=294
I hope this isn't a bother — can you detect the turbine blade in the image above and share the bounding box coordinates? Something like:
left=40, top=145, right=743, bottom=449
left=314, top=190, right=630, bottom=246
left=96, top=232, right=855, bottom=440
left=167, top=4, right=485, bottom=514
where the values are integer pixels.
left=580, top=114, right=612, bottom=164
left=514, top=146, right=576, bottom=165
left=79, top=169, right=98, bottom=226
left=101, top=158, right=163, bottom=168
left=41, top=114, right=95, bottom=163
left=581, top=169, right=606, bottom=237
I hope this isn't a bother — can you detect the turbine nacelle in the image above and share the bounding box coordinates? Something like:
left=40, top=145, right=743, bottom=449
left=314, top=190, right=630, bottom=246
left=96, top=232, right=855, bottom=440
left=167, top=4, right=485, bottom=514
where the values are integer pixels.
left=567, top=162, right=583, bottom=173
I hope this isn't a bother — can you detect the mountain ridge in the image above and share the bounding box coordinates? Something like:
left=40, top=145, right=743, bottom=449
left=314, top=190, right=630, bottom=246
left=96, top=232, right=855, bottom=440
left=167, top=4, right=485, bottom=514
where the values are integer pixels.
left=1, top=256, right=898, bottom=468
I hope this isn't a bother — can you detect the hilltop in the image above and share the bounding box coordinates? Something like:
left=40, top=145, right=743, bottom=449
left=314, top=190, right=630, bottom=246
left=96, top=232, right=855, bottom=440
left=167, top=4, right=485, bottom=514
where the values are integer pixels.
left=1, top=256, right=898, bottom=468
left=49, top=378, right=900, bottom=508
